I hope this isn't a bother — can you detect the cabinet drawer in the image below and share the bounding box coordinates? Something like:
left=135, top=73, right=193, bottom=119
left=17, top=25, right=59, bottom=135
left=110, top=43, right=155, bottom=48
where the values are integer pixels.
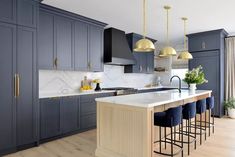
left=188, top=33, right=220, bottom=52
left=81, top=102, right=96, bottom=116
left=81, top=114, right=96, bottom=129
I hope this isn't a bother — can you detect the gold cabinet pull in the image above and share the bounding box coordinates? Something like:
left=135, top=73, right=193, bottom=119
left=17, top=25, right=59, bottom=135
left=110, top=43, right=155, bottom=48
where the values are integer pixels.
left=14, top=74, right=17, bottom=97
left=16, top=74, right=20, bottom=97
left=54, top=58, right=58, bottom=69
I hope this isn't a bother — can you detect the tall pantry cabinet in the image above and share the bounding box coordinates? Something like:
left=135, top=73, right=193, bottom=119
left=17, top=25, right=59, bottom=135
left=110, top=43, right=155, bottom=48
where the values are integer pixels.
left=0, top=0, right=39, bottom=155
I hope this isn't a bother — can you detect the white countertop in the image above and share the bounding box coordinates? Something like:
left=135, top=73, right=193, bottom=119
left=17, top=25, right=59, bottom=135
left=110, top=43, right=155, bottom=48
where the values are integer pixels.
left=96, top=90, right=212, bottom=108
left=39, top=90, right=115, bottom=99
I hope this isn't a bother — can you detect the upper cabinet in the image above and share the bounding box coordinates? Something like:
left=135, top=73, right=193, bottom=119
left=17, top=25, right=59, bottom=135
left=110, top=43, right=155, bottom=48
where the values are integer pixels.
left=124, top=33, right=156, bottom=74
left=54, top=16, right=74, bottom=70
left=17, top=0, right=38, bottom=28
left=0, top=0, right=38, bottom=28
left=89, top=25, right=104, bottom=72
left=0, top=0, right=16, bottom=24
left=38, top=4, right=107, bottom=72
left=38, top=10, right=54, bottom=69
left=74, top=22, right=104, bottom=72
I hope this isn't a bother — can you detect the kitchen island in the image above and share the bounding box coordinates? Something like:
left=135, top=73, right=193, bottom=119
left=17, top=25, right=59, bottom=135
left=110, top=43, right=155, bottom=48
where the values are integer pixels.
left=95, top=89, right=212, bottom=157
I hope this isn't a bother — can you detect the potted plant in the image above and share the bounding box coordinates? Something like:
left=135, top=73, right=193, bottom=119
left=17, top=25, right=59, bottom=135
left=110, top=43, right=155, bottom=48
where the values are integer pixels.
left=183, top=65, right=208, bottom=92
left=224, top=98, right=235, bottom=119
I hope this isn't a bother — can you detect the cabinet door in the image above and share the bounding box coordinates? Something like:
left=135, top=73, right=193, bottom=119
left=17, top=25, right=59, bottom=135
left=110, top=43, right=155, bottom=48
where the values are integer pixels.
left=61, top=97, right=79, bottom=134
left=146, top=52, right=154, bottom=73
left=189, top=50, right=220, bottom=116
left=17, top=0, right=38, bottom=28
left=38, top=10, right=55, bottom=69
left=16, top=26, right=37, bottom=146
left=139, top=53, right=147, bottom=73
left=55, top=16, right=74, bottom=70
left=40, top=98, right=61, bottom=140
left=0, top=23, right=16, bottom=152
left=89, top=25, right=104, bottom=72
left=0, top=0, right=16, bottom=24
left=74, top=21, right=89, bottom=71
left=188, top=33, right=220, bottom=52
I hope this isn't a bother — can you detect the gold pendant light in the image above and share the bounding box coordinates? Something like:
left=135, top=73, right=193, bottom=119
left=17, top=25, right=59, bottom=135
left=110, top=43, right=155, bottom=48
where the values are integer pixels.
left=159, top=6, right=176, bottom=57
left=178, top=17, right=193, bottom=60
left=134, top=0, right=155, bottom=52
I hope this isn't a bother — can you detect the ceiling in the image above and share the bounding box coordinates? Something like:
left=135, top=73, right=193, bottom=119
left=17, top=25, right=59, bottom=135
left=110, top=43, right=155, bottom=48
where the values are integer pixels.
left=42, top=0, right=235, bottom=46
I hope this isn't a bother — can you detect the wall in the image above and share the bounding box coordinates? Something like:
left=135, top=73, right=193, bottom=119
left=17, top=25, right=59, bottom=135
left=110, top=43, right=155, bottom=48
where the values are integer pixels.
left=39, top=65, right=159, bottom=94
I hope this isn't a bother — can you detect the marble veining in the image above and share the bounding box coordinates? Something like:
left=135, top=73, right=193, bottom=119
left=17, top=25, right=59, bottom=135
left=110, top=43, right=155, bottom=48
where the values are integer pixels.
left=39, top=65, right=161, bottom=94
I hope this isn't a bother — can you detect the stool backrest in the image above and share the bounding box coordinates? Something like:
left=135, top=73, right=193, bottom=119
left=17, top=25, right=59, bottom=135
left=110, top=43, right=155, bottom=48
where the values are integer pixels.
left=196, top=99, right=206, bottom=113
left=206, top=96, right=214, bottom=109
left=183, top=102, right=196, bottom=119
left=166, top=106, right=182, bottom=126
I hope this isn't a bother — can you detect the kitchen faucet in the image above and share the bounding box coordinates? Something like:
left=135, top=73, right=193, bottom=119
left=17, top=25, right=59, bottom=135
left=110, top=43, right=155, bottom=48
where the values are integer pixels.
left=170, top=75, right=182, bottom=93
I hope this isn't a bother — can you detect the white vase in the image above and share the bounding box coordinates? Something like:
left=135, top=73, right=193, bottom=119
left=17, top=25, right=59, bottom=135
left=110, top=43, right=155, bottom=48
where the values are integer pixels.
left=189, top=83, right=197, bottom=93
left=228, top=108, right=235, bottom=119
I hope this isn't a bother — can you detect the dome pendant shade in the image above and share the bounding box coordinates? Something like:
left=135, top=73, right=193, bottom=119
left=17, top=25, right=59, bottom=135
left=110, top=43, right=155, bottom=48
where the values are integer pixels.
left=134, top=0, right=155, bottom=52
left=159, top=46, right=177, bottom=57
left=159, top=5, right=176, bottom=57
left=177, top=51, right=193, bottom=60
left=134, top=38, right=155, bottom=52
left=178, top=17, right=193, bottom=60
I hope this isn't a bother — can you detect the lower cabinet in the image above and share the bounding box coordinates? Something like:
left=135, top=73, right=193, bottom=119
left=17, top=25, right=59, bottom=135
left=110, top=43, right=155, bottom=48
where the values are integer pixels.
left=40, top=98, right=61, bottom=140
left=60, top=97, right=79, bottom=134
left=39, top=92, right=115, bottom=141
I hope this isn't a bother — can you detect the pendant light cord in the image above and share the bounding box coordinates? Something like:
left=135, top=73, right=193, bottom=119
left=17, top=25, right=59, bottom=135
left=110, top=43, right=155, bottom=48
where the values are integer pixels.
left=143, top=0, right=146, bottom=38
left=183, top=18, right=187, bottom=50
left=166, top=8, right=169, bottom=45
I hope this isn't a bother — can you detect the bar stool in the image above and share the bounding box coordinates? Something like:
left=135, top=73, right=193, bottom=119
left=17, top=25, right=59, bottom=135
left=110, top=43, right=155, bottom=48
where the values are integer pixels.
left=196, top=99, right=207, bottom=145
left=154, top=106, right=183, bottom=157
left=182, top=102, right=197, bottom=155
left=206, top=96, right=215, bottom=136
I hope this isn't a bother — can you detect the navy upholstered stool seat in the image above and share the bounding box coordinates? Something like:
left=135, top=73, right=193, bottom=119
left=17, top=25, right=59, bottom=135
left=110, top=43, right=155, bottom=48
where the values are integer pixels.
left=182, top=102, right=197, bottom=155
left=196, top=99, right=207, bottom=145
left=206, top=96, right=215, bottom=136
left=154, top=106, right=183, bottom=157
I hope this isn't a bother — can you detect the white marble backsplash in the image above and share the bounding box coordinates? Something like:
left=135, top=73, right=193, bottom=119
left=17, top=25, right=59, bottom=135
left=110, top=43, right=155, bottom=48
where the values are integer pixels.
left=39, top=65, right=164, bottom=94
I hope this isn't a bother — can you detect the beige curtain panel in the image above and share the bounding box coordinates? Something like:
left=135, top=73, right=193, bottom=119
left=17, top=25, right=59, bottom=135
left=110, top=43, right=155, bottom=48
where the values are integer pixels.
left=225, top=37, right=235, bottom=100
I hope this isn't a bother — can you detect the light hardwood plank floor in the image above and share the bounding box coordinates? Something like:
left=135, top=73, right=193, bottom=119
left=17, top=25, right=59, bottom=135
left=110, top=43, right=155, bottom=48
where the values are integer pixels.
left=5, top=118, right=235, bottom=157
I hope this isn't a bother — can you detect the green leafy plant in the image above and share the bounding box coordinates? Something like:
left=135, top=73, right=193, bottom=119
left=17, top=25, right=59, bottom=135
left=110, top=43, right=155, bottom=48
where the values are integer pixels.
left=183, top=65, right=208, bottom=85
left=224, top=98, right=235, bottom=110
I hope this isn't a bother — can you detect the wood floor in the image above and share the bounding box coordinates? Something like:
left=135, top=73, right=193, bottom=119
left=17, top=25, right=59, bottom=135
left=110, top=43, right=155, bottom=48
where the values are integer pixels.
left=5, top=118, right=235, bottom=157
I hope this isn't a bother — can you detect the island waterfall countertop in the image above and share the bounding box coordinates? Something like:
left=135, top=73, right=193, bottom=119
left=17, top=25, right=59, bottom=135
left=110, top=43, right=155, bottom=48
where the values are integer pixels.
left=96, top=89, right=212, bottom=108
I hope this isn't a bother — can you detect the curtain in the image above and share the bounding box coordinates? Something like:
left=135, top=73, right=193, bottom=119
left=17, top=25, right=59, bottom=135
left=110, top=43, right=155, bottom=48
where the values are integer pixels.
left=225, top=37, right=235, bottom=100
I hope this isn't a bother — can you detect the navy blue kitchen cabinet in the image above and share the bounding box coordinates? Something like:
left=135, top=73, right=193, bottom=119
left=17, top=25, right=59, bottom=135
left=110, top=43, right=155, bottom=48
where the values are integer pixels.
left=54, top=16, right=74, bottom=70
left=0, top=0, right=38, bottom=152
left=17, top=0, right=38, bottom=28
left=60, top=97, right=79, bottom=134
left=124, top=33, right=156, bottom=73
left=40, top=98, right=61, bottom=140
left=0, top=0, right=38, bottom=27
left=188, top=29, right=228, bottom=117
left=0, top=0, right=16, bottom=24
left=16, top=26, right=37, bottom=146
left=38, top=4, right=107, bottom=71
left=74, top=21, right=89, bottom=71
left=39, top=92, right=115, bottom=141
left=0, top=22, right=16, bottom=154
left=38, top=10, right=54, bottom=69
left=89, top=25, right=104, bottom=72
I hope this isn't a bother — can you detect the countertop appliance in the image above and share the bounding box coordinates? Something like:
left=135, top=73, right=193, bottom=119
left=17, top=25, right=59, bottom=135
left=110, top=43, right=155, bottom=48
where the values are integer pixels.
left=102, top=87, right=138, bottom=96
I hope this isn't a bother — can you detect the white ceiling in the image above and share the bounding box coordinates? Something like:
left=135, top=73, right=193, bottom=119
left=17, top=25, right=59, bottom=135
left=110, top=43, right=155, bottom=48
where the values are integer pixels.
left=42, top=0, right=235, bottom=46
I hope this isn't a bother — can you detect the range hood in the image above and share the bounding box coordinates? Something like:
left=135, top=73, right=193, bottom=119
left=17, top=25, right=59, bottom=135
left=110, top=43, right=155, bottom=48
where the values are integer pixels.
left=104, top=28, right=136, bottom=65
